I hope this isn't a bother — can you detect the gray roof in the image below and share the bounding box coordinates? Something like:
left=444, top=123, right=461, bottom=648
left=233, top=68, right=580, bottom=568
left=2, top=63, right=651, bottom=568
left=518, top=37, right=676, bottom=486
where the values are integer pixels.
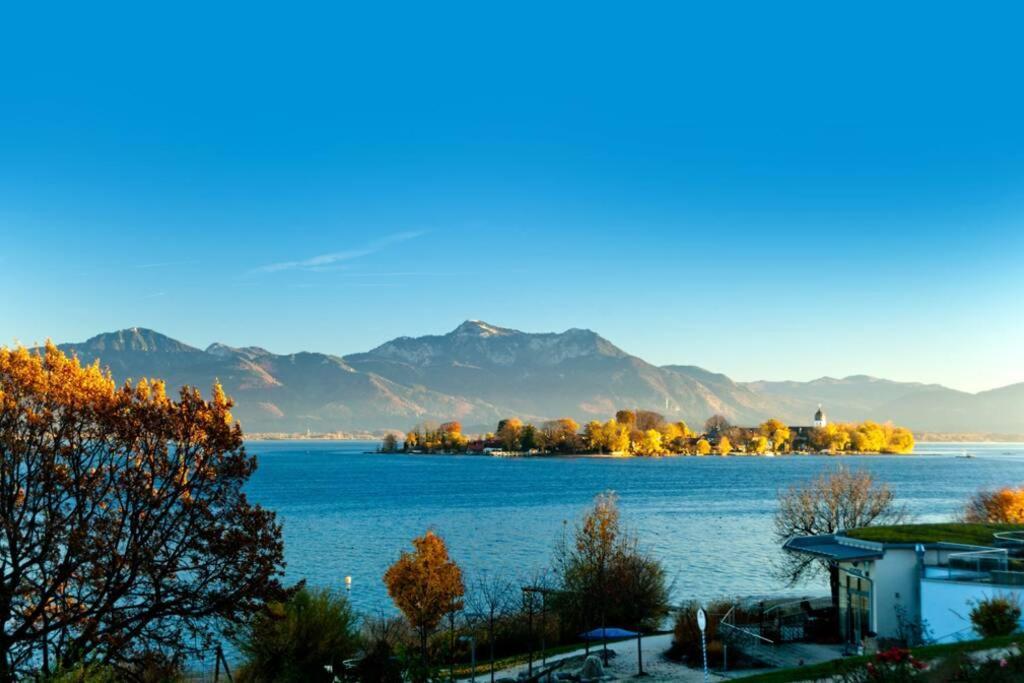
left=783, top=534, right=884, bottom=561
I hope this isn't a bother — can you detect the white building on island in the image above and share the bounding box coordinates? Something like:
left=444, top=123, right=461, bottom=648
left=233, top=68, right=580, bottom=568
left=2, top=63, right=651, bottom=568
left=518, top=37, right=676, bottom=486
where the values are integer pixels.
left=813, top=404, right=828, bottom=428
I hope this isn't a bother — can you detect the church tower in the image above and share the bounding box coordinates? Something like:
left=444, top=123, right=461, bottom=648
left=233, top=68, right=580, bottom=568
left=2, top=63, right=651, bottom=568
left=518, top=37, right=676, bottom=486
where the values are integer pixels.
left=813, top=404, right=827, bottom=428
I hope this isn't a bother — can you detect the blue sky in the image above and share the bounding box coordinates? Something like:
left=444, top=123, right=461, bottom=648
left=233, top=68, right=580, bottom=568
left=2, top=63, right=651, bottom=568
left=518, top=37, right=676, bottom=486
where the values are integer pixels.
left=1, top=2, right=1022, bottom=393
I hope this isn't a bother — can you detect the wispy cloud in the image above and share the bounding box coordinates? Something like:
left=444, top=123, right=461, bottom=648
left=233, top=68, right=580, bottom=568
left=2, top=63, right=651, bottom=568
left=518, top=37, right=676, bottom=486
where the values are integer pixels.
left=254, top=231, right=424, bottom=274
left=134, top=260, right=198, bottom=269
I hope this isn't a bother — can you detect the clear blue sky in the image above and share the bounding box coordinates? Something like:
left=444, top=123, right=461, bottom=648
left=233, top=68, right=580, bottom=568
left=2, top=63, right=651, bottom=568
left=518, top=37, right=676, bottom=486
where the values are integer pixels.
left=1, top=2, right=1022, bottom=393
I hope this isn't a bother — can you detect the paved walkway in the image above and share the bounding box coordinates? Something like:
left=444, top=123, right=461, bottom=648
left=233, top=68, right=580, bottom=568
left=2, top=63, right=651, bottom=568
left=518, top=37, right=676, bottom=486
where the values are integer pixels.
left=463, top=633, right=741, bottom=682
left=462, top=635, right=846, bottom=682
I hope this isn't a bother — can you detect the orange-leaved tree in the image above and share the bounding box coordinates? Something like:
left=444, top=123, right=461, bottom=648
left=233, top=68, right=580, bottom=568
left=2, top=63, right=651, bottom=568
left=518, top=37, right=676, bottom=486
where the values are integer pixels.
left=963, top=488, right=1024, bottom=523
left=0, top=343, right=285, bottom=681
left=383, top=531, right=464, bottom=672
left=759, top=418, right=791, bottom=452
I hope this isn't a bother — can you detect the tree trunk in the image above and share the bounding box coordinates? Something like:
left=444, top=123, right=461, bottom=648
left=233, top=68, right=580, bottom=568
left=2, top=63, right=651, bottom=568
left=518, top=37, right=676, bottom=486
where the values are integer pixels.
left=527, top=599, right=534, bottom=678
left=449, top=612, right=455, bottom=683
left=489, top=615, right=496, bottom=683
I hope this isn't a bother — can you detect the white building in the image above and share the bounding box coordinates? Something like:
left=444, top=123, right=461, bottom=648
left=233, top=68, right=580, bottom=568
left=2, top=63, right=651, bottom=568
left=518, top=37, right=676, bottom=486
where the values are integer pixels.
left=784, top=527, right=1024, bottom=646
left=813, top=405, right=827, bottom=428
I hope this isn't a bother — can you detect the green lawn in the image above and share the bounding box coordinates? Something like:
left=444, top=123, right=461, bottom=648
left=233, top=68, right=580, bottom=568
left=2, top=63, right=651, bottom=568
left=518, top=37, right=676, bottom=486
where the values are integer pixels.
left=844, top=523, right=1024, bottom=547
left=740, top=634, right=1021, bottom=682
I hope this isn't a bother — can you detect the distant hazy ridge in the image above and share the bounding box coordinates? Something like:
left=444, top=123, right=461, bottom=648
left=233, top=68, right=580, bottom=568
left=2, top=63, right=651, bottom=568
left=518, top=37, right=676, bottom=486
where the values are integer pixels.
left=55, top=322, right=1024, bottom=434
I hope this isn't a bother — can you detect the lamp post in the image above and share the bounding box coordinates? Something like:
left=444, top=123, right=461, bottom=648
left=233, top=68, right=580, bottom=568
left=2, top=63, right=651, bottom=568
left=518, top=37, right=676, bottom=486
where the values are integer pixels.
left=697, top=606, right=709, bottom=683
left=459, top=635, right=477, bottom=683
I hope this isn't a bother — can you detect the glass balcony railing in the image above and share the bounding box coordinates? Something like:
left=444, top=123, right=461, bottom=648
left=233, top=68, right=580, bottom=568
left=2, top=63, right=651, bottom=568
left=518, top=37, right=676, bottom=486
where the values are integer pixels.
left=924, top=548, right=1024, bottom=585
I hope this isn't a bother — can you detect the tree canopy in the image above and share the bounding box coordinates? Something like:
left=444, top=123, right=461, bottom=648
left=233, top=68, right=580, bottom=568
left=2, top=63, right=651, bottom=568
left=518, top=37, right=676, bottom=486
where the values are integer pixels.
left=963, top=487, right=1024, bottom=524
left=383, top=531, right=465, bottom=669
left=0, top=343, right=285, bottom=680
left=774, top=467, right=907, bottom=604
left=552, top=493, right=669, bottom=639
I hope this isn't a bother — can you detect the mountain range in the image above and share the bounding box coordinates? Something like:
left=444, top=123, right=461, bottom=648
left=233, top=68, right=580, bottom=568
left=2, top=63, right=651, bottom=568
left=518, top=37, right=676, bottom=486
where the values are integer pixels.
left=51, top=321, right=1024, bottom=435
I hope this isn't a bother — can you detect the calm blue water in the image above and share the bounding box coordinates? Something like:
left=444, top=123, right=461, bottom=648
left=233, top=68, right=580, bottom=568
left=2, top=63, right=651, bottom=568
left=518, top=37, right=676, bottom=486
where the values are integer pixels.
left=244, top=441, right=1024, bottom=615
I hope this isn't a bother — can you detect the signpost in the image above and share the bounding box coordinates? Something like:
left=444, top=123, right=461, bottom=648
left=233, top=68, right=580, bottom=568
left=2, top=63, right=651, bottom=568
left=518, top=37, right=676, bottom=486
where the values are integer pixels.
left=697, top=606, right=709, bottom=683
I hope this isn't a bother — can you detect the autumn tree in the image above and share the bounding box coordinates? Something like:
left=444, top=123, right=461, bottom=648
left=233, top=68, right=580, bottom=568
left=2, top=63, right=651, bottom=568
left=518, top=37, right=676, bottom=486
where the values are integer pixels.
left=633, top=429, right=664, bottom=456
left=704, top=414, right=730, bottom=433
left=540, top=418, right=579, bottom=453
left=604, top=420, right=630, bottom=453
left=583, top=420, right=627, bottom=454
left=660, top=422, right=692, bottom=452
left=468, top=573, right=514, bottom=683
left=438, top=421, right=468, bottom=452
left=614, top=546, right=670, bottom=676
left=882, top=425, right=915, bottom=454
left=695, top=438, right=712, bottom=455
left=748, top=434, right=769, bottom=455
left=519, top=423, right=540, bottom=451
left=495, top=418, right=523, bottom=452
left=552, top=493, right=669, bottom=668
left=850, top=421, right=885, bottom=452
left=0, top=343, right=285, bottom=680
left=775, top=467, right=907, bottom=607
left=236, top=587, right=359, bottom=683
left=963, top=488, right=1024, bottom=523
left=615, top=410, right=636, bottom=428
left=583, top=421, right=606, bottom=453
left=717, top=435, right=733, bottom=456
left=384, top=531, right=465, bottom=674
left=759, top=419, right=791, bottom=453
left=634, top=410, right=665, bottom=432
left=811, top=423, right=852, bottom=453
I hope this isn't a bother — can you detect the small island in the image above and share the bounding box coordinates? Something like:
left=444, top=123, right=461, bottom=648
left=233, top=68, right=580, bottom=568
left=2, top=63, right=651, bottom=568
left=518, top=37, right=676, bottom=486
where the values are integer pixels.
left=381, top=406, right=916, bottom=457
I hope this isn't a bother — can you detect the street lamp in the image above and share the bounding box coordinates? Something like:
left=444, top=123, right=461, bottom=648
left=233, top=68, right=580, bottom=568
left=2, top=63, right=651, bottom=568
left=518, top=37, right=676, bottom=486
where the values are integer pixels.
left=458, top=635, right=476, bottom=682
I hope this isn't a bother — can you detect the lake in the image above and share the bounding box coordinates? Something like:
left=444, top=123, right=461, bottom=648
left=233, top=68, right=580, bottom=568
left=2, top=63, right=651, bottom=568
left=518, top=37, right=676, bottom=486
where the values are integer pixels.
left=244, top=441, right=1024, bottom=615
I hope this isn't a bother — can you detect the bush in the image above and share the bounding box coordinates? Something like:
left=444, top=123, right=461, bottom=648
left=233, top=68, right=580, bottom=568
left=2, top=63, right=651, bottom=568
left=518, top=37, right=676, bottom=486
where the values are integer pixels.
left=932, top=650, right=1024, bottom=683
left=838, top=647, right=928, bottom=682
left=46, top=665, right=121, bottom=683
left=969, top=594, right=1022, bottom=638
left=236, top=587, right=360, bottom=683
left=355, top=615, right=410, bottom=683
left=668, top=600, right=733, bottom=667
left=46, top=653, right=182, bottom=682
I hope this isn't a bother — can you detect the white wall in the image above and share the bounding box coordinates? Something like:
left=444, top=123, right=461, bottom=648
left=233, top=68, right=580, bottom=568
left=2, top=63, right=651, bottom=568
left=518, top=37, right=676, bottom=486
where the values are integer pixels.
left=921, top=579, right=1024, bottom=643
left=871, top=549, right=920, bottom=638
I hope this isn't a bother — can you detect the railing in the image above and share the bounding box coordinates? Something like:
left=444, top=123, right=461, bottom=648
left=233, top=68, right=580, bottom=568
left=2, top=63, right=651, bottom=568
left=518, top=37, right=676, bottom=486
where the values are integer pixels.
left=946, top=548, right=1008, bottom=577
left=994, top=530, right=1024, bottom=548
left=990, top=570, right=1024, bottom=586
left=925, top=545, right=1024, bottom=585
left=719, top=603, right=778, bottom=669
left=929, top=625, right=978, bottom=644
left=762, top=596, right=834, bottom=642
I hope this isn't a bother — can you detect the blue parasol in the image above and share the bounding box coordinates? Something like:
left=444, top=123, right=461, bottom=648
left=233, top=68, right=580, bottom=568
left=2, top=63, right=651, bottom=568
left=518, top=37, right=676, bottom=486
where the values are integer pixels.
left=579, top=627, right=638, bottom=640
